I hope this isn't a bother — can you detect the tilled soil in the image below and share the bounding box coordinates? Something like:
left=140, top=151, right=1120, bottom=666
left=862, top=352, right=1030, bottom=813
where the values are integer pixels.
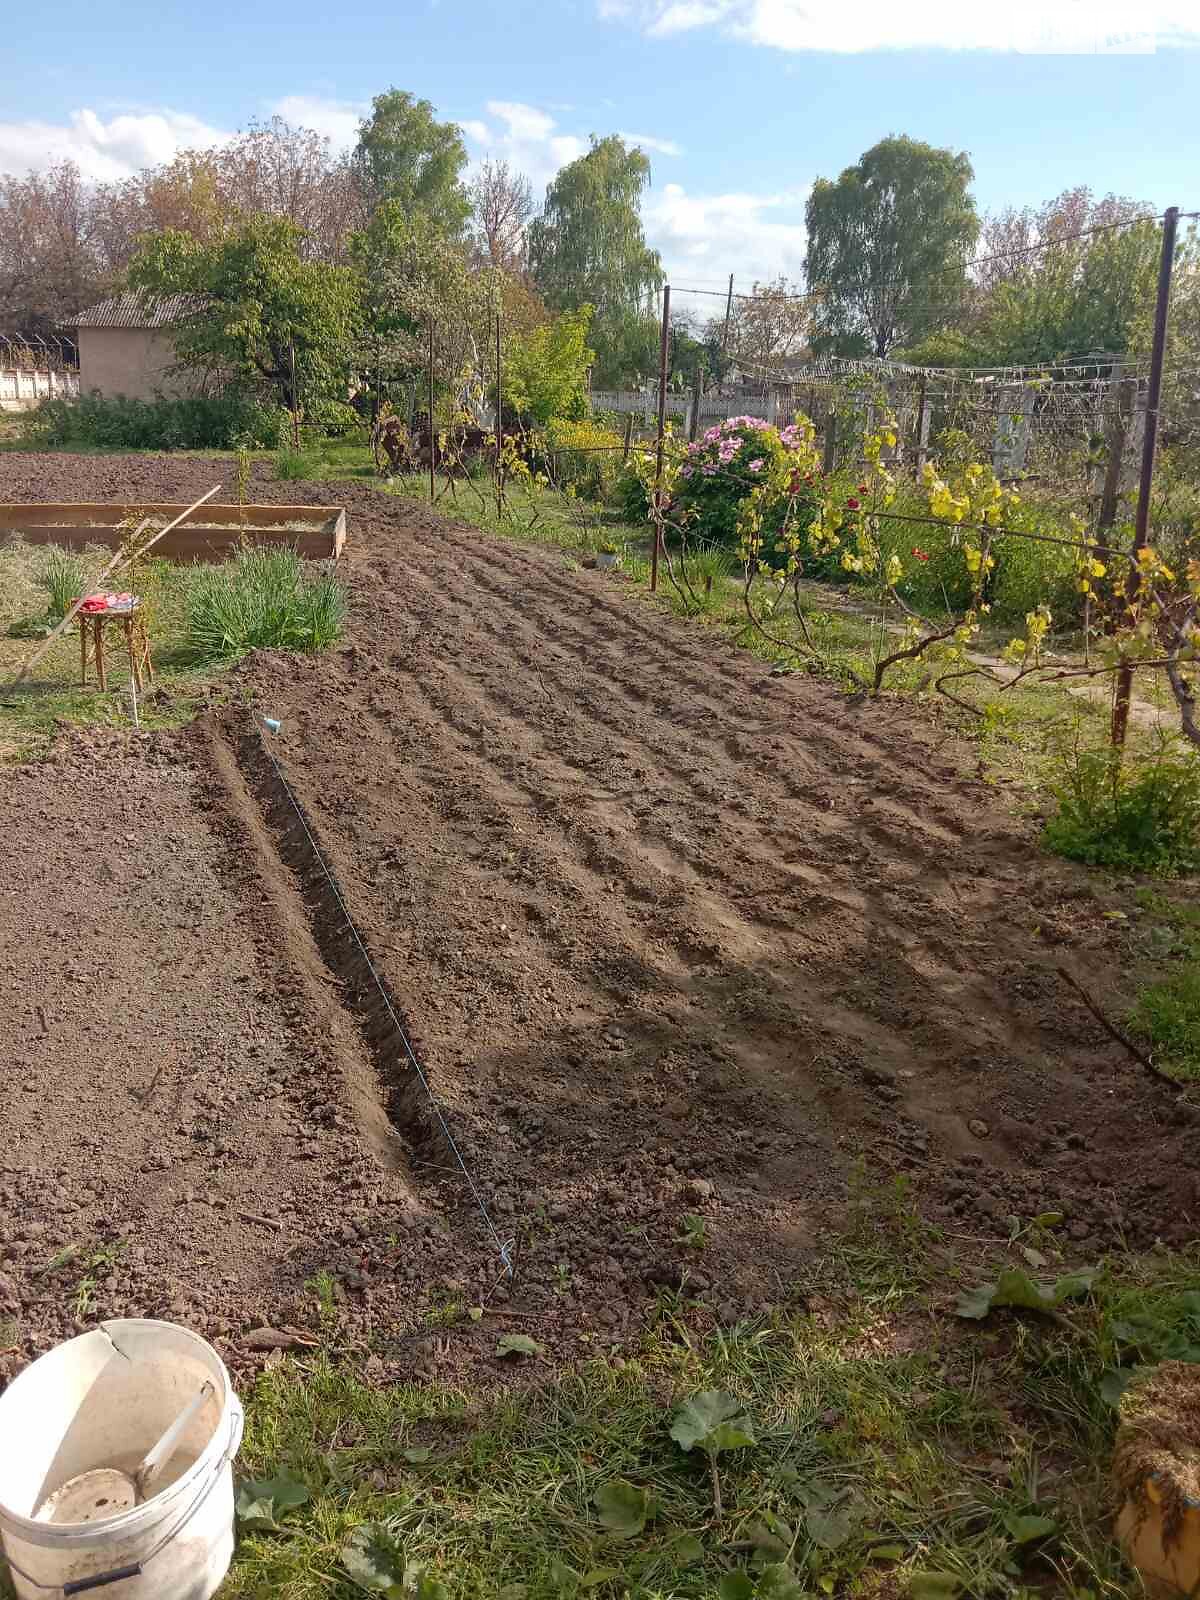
left=1, top=451, right=1196, bottom=1387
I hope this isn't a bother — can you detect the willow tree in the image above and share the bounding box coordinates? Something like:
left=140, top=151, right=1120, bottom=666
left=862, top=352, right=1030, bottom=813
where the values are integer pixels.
left=527, top=136, right=663, bottom=387
left=805, top=136, right=979, bottom=357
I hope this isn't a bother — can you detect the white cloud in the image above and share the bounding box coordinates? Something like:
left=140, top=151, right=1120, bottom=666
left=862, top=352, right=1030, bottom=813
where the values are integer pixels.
left=0, top=107, right=226, bottom=182
left=618, top=130, right=683, bottom=156
left=460, top=101, right=587, bottom=195
left=269, top=94, right=364, bottom=149
left=644, top=180, right=808, bottom=290
left=601, top=0, right=1200, bottom=52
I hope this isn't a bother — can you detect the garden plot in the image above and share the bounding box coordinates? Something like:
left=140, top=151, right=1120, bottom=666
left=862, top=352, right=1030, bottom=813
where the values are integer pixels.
left=0, top=499, right=346, bottom=562
left=0, top=450, right=1196, bottom=1393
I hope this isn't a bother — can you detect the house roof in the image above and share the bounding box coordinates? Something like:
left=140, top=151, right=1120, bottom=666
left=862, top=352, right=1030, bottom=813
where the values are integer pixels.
left=69, top=292, right=196, bottom=330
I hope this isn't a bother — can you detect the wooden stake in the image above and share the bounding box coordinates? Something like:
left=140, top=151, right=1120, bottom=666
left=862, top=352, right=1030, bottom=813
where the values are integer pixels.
left=9, top=485, right=221, bottom=689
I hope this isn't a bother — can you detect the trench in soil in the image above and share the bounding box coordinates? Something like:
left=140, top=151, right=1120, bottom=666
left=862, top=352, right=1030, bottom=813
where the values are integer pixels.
left=208, top=716, right=451, bottom=1172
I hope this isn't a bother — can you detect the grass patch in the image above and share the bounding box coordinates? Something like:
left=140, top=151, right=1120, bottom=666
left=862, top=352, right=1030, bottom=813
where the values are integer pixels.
left=184, top=546, right=345, bottom=663
left=275, top=448, right=321, bottom=481
left=220, top=1184, right=1200, bottom=1600
left=1042, top=741, right=1200, bottom=878
left=1130, top=892, right=1200, bottom=1081
left=0, top=536, right=342, bottom=759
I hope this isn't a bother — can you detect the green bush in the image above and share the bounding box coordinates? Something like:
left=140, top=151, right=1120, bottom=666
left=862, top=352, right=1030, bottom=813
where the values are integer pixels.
left=614, top=451, right=653, bottom=524
left=1043, top=742, right=1200, bottom=876
left=184, top=547, right=345, bottom=662
left=28, top=392, right=291, bottom=452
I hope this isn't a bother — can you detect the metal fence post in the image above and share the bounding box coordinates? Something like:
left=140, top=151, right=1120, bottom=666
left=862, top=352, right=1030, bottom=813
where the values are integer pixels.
left=652, top=286, right=671, bottom=595
left=427, top=320, right=436, bottom=503
left=1112, top=205, right=1179, bottom=750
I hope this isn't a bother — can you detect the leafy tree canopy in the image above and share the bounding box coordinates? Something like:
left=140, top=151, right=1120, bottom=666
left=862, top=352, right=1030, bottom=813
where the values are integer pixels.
left=505, top=305, right=595, bottom=425
left=354, top=89, right=471, bottom=236
left=528, top=136, right=663, bottom=387
left=129, top=215, right=358, bottom=412
left=903, top=189, right=1160, bottom=369
left=805, top=135, right=979, bottom=357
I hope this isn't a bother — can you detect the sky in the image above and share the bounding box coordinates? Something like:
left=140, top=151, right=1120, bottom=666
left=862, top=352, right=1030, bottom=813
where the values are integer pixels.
left=4, top=0, right=1199, bottom=312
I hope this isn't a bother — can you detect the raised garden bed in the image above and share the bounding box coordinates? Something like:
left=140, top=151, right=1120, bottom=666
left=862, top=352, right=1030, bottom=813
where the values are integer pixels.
left=0, top=502, right=347, bottom=562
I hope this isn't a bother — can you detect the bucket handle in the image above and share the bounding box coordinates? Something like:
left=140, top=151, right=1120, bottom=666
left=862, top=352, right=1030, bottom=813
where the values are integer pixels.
left=3, top=1398, right=245, bottom=1597
left=62, top=1566, right=142, bottom=1596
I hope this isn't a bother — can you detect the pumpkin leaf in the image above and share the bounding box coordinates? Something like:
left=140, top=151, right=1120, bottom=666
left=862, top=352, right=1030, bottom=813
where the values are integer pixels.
left=341, top=1523, right=406, bottom=1592
left=235, top=1468, right=310, bottom=1530
left=496, top=1333, right=542, bottom=1358
left=670, top=1390, right=755, bottom=1455
left=594, top=1478, right=656, bottom=1537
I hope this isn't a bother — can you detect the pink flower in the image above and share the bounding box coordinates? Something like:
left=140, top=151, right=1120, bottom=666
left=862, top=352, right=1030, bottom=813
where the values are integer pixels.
left=702, top=464, right=717, bottom=476
left=748, top=458, right=765, bottom=474
left=680, top=465, right=694, bottom=478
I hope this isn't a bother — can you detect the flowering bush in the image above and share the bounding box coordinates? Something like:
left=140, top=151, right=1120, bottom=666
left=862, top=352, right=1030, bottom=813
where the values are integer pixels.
left=537, top=417, right=624, bottom=501
left=673, top=416, right=820, bottom=559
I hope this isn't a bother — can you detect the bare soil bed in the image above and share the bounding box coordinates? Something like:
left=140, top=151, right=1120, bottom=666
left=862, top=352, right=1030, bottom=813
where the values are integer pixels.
left=1, top=451, right=1196, bottom=1388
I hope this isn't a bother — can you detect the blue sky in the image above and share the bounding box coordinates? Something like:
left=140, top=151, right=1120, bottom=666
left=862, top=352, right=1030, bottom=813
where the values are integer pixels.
left=4, top=0, right=1198, bottom=294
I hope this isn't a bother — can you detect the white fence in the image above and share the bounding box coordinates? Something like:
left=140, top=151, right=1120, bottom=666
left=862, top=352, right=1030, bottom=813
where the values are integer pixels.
left=591, top=388, right=789, bottom=425
left=0, top=367, right=79, bottom=411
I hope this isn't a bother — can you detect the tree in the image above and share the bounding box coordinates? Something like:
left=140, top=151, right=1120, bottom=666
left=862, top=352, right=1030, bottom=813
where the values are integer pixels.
left=211, top=118, right=364, bottom=257
left=505, top=306, right=594, bottom=424
left=353, top=202, right=482, bottom=395
left=91, top=151, right=228, bottom=280
left=129, top=215, right=358, bottom=412
left=903, top=189, right=1161, bottom=368
left=0, top=162, right=102, bottom=336
left=717, top=275, right=811, bottom=373
left=354, top=90, right=470, bottom=235
left=805, top=136, right=979, bottom=357
left=527, top=135, right=663, bottom=387
left=469, top=159, right=533, bottom=272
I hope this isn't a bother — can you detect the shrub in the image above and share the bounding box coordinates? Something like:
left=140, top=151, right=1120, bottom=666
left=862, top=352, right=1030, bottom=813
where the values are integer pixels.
left=538, top=418, right=623, bottom=501
left=184, top=547, right=345, bottom=662
left=674, top=417, right=820, bottom=562
left=1043, top=742, right=1200, bottom=876
left=27, top=392, right=291, bottom=452
left=614, top=451, right=653, bottom=524
left=505, top=307, right=594, bottom=425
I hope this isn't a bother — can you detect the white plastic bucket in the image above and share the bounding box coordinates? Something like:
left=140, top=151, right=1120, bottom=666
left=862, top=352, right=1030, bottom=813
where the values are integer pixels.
left=0, top=1320, right=243, bottom=1600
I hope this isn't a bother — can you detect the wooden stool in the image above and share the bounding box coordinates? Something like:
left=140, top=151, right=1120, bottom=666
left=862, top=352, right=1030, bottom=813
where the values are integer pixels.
left=78, top=603, right=154, bottom=692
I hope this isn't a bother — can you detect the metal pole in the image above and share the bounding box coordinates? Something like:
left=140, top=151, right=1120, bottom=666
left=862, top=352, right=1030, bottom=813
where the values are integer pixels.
left=652, top=285, right=671, bottom=595
left=1112, top=205, right=1179, bottom=750
left=721, top=273, right=734, bottom=358
left=289, top=340, right=300, bottom=448
left=689, top=364, right=703, bottom=443
left=428, top=319, right=436, bottom=503
left=495, top=306, right=503, bottom=519
left=622, top=413, right=633, bottom=463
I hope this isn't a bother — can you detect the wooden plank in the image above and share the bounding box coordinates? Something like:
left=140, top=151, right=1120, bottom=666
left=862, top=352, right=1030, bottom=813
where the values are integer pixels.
left=0, top=502, right=347, bottom=561
left=12, top=525, right=340, bottom=562
left=0, top=501, right=342, bottom=533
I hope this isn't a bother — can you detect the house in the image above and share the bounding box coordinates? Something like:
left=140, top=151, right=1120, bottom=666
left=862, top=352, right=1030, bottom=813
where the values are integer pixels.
left=67, top=293, right=199, bottom=401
